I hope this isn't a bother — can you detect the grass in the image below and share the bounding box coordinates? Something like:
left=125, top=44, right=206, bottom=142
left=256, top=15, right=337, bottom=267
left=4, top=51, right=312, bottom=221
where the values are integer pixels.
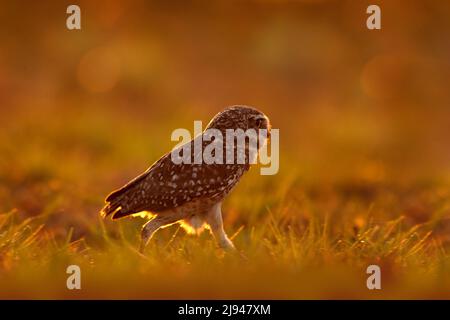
left=0, top=0, right=449, bottom=301
left=1, top=194, right=449, bottom=299
left=1, top=0, right=450, bottom=300
left=1, top=108, right=450, bottom=299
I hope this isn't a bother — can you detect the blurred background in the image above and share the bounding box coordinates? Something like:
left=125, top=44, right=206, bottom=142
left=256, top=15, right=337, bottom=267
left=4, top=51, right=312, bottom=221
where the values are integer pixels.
left=1, top=0, right=450, bottom=299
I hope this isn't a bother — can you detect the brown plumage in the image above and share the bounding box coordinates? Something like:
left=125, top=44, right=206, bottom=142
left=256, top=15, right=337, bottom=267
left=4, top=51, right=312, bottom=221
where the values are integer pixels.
left=101, top=105, right=271, bottom=252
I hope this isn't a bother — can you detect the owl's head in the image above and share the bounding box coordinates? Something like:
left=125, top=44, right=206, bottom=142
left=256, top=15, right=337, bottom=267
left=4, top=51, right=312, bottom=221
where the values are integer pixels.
left=207, top=105, right=271, bottom=135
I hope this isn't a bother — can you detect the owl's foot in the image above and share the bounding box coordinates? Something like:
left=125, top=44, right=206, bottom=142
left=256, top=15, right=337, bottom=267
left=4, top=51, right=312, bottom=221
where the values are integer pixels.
left=139, top=237, right=148, bottom=254
left=139, top=217, right=163, bottom=253
left=139, top=212, right=185, bottom=253
left=139, top=231, right=151, bottom=253
left=218, top=238, right=249, bottom=261
left=219, top=237, right=236, bottom=251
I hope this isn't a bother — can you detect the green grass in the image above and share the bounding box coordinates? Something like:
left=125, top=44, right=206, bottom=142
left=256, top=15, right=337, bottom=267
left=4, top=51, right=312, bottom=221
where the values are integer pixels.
left=1, top=109, right=450, bottom=299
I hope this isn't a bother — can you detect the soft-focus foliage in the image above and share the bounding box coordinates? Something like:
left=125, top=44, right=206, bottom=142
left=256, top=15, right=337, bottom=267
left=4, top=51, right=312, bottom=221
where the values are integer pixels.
left=1, top=0, right=450, bottom=298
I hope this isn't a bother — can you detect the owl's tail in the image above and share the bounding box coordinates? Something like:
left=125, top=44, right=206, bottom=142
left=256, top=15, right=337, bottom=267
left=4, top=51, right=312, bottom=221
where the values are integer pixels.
left=100, top=202, right=119, bottom=218
left=100, top=184, right=135, bottom=219
left=100, top=170, right=151, bottom=219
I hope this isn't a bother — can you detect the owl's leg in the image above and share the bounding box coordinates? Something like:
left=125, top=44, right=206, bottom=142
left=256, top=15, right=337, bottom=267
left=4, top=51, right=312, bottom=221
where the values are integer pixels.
left=206, top=202, right=235, bottom=250
left=139, top=212, right=182, bottom=253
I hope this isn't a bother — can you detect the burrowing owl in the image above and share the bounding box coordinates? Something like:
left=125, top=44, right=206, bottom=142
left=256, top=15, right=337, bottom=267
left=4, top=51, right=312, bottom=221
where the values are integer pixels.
left=101, top=105, right=271, bottom=252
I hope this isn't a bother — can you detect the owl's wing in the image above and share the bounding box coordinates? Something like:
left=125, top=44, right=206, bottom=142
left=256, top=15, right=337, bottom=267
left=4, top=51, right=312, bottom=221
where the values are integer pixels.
left=101, top=154, right=167, bottom=219
left=102, top=140, right=245, bottom=220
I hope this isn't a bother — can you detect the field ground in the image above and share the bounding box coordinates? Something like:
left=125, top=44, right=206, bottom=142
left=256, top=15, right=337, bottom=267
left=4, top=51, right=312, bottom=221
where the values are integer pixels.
left=1, top=109, right=450, bottom=299
left=1, top=0, right=450, bottom=299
